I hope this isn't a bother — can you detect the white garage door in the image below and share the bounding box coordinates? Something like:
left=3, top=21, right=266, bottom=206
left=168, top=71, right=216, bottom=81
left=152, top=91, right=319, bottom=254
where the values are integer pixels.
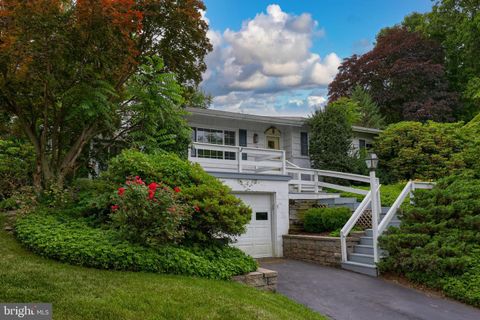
left=233, top=193, right=273, bottom=258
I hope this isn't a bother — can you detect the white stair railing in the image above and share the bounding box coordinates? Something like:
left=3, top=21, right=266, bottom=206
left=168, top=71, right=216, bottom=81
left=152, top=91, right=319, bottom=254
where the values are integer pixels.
left=340, top=183, right=381, bottom=263
left=341, top=179, right=435, bottom=266
left=378, top=180, right=435, bottom=236
left=340, top=190, right=372, bottom=262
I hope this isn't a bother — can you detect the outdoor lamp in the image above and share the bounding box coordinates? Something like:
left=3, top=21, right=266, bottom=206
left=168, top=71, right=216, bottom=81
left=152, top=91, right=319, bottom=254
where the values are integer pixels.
left=365, top=153, right=379, bottom=171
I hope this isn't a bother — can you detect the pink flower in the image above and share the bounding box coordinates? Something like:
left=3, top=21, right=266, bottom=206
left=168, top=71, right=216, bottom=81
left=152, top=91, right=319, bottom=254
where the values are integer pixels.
left=148, top=189, right=155, bottom=200
left=134, top=176, right=145, bottom=185
left=111, top=204, right=119, bottom=212
left=194, top=205, right=200, bottom=212
left=174, top=186, right=181, bottom=193
left=118, top=187, right=126, bottom=196
left=148, top=182, right=157, bottom=191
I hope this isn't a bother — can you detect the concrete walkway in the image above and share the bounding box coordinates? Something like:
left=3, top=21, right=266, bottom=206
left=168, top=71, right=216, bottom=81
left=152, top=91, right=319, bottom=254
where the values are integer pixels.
left=260, top=259, right=480, bottom=320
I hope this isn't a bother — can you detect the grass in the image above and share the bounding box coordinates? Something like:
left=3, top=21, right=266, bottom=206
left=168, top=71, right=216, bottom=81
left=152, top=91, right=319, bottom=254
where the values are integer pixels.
left=0, top=215, right=326, bottom=320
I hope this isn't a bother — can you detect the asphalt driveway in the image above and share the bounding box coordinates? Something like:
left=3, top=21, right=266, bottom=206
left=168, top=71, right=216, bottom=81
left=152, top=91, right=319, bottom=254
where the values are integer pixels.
left=260, top=259, right=480, bottom=320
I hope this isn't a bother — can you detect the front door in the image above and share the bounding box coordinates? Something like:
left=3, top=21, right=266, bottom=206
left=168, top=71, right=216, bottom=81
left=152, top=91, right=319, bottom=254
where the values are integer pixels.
left=266, top=136, right=280, bottom=150
left=265, top=126, right=281, bottom=150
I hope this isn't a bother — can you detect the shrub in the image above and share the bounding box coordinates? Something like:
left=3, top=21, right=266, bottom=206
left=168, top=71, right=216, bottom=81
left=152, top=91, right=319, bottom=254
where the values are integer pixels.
left=0, top=138, right=35, bottom=200
left=374, top=121, right=465, bottom=182
left=111, top=177, right=188, bottom=247
left=378, top=171, right=480, bottom=307
left=303, top=207, right=351, bottom=233
left=103, top=150, right=251, bottom=244
left=67, top=178, right=115, bottom=221
left=15, top=211, right=257, bottom=280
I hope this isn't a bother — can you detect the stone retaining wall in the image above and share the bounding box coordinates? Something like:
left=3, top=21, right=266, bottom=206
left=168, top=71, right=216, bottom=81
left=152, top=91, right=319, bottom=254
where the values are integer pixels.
left=288, top=199, right=327, bottom=233
left=232, top=267, right=277, bottom=292
left=283, top=233, right=361, bottom=267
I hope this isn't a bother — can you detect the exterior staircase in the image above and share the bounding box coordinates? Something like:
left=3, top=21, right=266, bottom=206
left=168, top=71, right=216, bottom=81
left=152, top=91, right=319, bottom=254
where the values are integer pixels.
left=341, top=206, right=399, bottom=276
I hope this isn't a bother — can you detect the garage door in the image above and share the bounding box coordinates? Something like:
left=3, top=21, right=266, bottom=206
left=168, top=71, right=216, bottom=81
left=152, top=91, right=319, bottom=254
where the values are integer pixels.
left=233, top=193, right=273, bottom=258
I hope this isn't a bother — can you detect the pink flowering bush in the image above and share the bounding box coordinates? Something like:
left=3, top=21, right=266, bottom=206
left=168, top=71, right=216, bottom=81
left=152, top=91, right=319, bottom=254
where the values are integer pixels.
left=111, top=176, right=188, bottom=247
left=105, top=150, right=252, bottom=244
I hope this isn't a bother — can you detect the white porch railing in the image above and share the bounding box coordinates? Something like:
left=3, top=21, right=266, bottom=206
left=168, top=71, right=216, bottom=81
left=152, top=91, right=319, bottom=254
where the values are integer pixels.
left=188, top=142, right=286, bottom=174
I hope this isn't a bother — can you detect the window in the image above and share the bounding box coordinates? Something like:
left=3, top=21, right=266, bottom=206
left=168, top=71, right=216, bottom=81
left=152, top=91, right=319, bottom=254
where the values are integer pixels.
left=256, top=212, right=268, bottom=220
left=197, top=128, right=223, bottom=145
left=191, top=127, right=237, bottom=160
left=300, top=132, right=309, bottom=156
left=359, top=139, right=366, bottom=149
left=224, top=131, right=236, bottom=146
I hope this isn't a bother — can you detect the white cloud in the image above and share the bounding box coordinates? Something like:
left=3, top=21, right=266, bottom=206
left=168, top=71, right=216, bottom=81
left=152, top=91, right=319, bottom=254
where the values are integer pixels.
left=201, top=4, right=340, bottom=116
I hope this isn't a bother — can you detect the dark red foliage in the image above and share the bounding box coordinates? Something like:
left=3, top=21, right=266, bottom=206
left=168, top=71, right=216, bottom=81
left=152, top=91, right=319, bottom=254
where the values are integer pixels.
left=328, top=27, right=459, bottom=123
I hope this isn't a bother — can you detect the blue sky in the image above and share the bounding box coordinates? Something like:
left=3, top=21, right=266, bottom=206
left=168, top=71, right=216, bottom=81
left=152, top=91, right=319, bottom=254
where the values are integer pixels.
left=200, top=1, right=433, bottom=116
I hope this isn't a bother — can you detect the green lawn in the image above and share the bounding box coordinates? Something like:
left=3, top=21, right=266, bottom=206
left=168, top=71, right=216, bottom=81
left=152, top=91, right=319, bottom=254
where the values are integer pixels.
left=0, top=215, right=326, bottom=320
left=327, top=183, right=406, bottom=206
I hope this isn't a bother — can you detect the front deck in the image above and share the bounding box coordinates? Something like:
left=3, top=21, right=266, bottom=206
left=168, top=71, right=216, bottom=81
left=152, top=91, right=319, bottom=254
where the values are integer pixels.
left=188, top=142, right=370, bottom=199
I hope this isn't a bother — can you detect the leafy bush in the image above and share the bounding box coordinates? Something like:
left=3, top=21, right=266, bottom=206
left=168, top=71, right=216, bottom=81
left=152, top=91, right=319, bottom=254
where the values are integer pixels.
left=15, top=211, right=257, bottom=280
left=378, top=171, right=480, bottom=307
left=374, top=121, right=465, bottom=182
left=303, top=207, right=351, bottom=233
left=0, top=138, right=35, bottom=200
left=103, top=150, right=251, bottom=244
left=66, top=178, right=115, bottom=221
left=111, top=177, right=188, bottom=246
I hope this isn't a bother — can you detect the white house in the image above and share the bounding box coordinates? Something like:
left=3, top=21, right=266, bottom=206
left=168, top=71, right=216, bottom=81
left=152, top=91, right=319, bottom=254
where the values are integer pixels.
left=186, top=107, right=381, bottom=258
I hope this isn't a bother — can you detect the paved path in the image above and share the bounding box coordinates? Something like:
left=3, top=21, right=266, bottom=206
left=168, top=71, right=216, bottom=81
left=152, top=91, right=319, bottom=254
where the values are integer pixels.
left=260, top=259, right=480, bottom=320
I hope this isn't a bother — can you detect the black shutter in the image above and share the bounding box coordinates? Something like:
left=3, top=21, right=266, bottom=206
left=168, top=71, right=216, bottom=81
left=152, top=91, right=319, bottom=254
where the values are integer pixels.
left=301, top=132, right=308, bottom=156
left=239, top=129, right=247, bottom=160
left=191, top=127, right=197, bottom=157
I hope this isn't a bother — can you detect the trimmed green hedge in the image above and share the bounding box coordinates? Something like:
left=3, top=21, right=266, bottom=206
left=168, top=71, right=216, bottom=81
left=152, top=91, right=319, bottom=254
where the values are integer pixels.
left=379, top=171, right=480, bottom=307
left=15, top=212, right=257, bottom=280
left=303, top=207, right=351, bottom=233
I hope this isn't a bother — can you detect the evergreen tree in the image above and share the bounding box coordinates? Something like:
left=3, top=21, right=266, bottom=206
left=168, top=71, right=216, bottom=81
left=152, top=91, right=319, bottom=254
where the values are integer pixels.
left=350, top=86, right=385, bottom=128
left=308, top=104, right=355, bottom=173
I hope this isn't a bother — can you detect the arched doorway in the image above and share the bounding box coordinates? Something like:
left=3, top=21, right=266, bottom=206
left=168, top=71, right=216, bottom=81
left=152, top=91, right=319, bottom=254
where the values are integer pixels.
left=265, top=126, right=281, bottom=150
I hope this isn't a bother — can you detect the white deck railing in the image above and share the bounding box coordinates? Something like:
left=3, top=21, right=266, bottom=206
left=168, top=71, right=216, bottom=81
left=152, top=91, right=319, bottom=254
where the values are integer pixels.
left=286, top=166, right=370, bottom=195
left=189, top=142, right=372, bottom=196
left=188, top=142, right=286, bottom=174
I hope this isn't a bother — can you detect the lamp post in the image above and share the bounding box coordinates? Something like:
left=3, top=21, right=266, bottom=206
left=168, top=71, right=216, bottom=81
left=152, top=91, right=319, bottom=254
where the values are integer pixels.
left=365, top=153, right=380, bottom=263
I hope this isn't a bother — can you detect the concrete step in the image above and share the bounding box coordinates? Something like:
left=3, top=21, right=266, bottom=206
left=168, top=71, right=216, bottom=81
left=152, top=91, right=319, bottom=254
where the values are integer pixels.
left=333, top=197, right=357, bottom=205
left=341, top=261, right=378, bottom=277
left=381, top=207, right=391, bottom=214
left=349, top=253, right=375, bottom=264
left=354, top=244, right=373, bottom=255
left=359, top=236, right=373, bottom=246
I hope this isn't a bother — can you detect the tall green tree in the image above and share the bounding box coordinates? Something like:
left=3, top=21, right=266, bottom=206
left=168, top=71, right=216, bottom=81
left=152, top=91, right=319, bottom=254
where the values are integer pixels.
left=350, top=86, right=385, bottom=128
left=0, top=1, right=211, bottom=190
left=308, top=103, right=355, bottom=173
left=398, top=1, right=480, bottom=120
